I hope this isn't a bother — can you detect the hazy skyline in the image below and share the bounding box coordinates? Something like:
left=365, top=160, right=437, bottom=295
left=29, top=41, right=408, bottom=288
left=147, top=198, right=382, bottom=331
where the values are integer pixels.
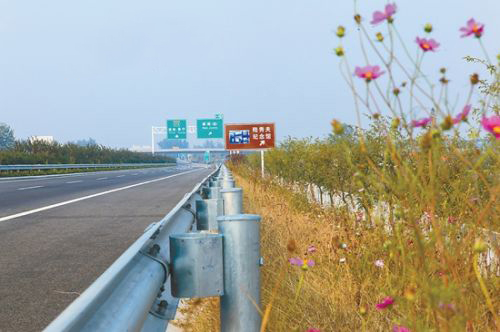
left=1, top=1, right=499, bottom=149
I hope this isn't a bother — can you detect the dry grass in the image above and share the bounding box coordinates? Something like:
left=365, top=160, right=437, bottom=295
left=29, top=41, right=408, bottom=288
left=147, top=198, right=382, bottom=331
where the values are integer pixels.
left=174, top=172, right=498, bottom=332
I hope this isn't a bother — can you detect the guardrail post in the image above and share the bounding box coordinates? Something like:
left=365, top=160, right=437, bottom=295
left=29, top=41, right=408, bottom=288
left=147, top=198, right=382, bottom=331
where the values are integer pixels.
left=208, top=186, right=222, bottom=200
left=220, top=178, right=235, bottom=189
left=221, top=188, right=243, bottom=215
left=196, top=199, right=223, bottom=231
left=169, top=233, right=224, bottom=297
left=218, top=214, right=261, bottom=332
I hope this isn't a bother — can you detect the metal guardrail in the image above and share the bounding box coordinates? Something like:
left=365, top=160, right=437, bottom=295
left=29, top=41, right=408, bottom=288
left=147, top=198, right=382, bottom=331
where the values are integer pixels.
left=44, top=164, right=262, bottom=332
left=0, top=163, right=175, bottom=171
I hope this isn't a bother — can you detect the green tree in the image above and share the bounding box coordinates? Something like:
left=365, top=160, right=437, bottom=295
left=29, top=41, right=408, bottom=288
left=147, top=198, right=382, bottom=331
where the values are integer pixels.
left=0, top=123, right=15, bottom=150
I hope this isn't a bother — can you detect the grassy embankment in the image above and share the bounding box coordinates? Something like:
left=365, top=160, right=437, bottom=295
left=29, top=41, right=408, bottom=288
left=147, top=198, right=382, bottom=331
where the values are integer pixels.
left=172, top=158, right=498, bottom=331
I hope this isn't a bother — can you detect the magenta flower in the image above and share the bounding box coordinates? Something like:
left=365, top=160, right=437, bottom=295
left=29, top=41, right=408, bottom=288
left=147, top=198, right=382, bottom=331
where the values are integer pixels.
left=354, top=65, right=385, bottom=82
left=307, top=329, right=320, bottom=332
left=371, top=3, right=397, bottom=25
left=411, top=117, right=432, bottom=128
left=481, top=115, right=500, bottom=139
left=393, top=325, right=411, bottom=332
left=460, top=18, right=484, bottom=38
left=452, top=104, right=471, bottom=124
left=307, top=245, right=317, bottom=253
left=376, top=296, right=395, bottom=310
left=438, top=302, right=456, bottom=311
left=289, top=257, right=315, bottom=268
left=416, top=37, right=440, bottom=52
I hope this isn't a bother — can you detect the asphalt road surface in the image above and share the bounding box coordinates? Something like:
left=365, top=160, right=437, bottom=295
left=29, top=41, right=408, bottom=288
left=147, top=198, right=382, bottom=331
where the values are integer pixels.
left=0, top=166, right=212, bottom=332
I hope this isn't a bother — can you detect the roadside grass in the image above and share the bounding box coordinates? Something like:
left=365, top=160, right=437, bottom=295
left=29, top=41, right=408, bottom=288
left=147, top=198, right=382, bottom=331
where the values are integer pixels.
left=174, top=169, right=497, bottom=331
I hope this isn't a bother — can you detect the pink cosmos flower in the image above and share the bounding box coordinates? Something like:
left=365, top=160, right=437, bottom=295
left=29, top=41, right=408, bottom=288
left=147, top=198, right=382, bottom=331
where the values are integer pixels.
left=393, top=325, right=411, bottom=332
left=453, top=105, right=471, bottom=124
left=354, top=65, right=385, bottom=82
left=289, top=257, right=315, bottom=267
left=307, top=329, right=320, bottom=332
left=481, top=115, right=500, bottom=139
left=460, top=18, right=484, bottom=38
left=411, top=117, right=432, bottom=128
left=355, top=211, right=364, bottom=222
left=438, top=302, right=456, bottom=311
left=376, top=296, right=395, bottom=310
left=374, top=259, right=384, bottom=268
left=307, top=245, right=317, bottom=253
left=415, top=37, right=440, bottom=52
left=371, top=3, right=397, bottom=25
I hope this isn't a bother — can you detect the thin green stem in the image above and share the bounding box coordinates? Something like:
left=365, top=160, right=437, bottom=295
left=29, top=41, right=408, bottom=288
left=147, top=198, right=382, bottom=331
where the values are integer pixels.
left=473, top=252, right=498, bottom=329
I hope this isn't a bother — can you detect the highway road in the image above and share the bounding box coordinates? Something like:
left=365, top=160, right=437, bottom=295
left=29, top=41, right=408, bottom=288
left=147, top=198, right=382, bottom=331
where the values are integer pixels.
left=0, top=165, right=212, bottom=332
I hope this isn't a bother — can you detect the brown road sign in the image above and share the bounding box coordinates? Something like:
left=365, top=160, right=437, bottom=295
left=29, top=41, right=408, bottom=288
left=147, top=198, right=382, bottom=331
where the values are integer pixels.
left=225, top=123, right=275, bottom=150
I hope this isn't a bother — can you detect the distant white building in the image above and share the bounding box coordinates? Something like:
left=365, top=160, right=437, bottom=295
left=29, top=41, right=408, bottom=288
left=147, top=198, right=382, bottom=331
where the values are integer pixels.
left=130, top=145, right=152, bottom=152
left=29, top=136, right=54, bottom=143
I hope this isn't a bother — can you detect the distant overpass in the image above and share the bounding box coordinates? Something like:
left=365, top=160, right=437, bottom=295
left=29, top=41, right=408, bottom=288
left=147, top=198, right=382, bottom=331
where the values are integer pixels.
left=152, top=148, right=263, bottom=154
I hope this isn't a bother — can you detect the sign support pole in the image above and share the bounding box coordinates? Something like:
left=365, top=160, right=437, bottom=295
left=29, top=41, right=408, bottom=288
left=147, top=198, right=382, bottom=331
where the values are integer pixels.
left=260, top=150, right=265, bottom=178
left=151, top=126, right=155, bottom=156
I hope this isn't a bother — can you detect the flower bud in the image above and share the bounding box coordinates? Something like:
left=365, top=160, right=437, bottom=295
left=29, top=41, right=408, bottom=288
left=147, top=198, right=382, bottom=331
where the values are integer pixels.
left=393, top=87, right=400, bottom=96
left=354, top=14, right=361, bottom=24
left=404, top=286, right=416, bottom=301
left=334, top=46, right=344, bottom=57
left=440, top=67, right=446, bottom=74
left=376, top=32, right=384, bottom=42
left=441, top=115, right=453, bottom=130
left=401, top=81, right=407, bottom=87
left=373, top=113, right=380, bottom=120
left=440, top=77, right=449, bottom=85
left=431, top=129, right=441, bottom=138
left=419, top=131, right=433, bottom=149
left=336, top=25, right=346, bottom=38
left=331, top=119, right=344, bottom=135
left=470, top=73, right=479, bottom=85
left=359, top=306, right=367, bottom=315
left=391, top=117, right=401, bottom=129
left=424, top=23, right=433, bottom=33
left=473, top=238, right=487, bottom=253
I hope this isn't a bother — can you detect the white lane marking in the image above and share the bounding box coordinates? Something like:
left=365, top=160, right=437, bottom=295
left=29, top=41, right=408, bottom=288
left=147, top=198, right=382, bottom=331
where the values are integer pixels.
left=0, top=169, right=201, bottom=223
left=116, top=175, right=125, bottom=178
left=96, top=177, right=108, bottom=181
left=132, top=173, right=139, bottom=176
left=17, top=185, right=44, bottom=191
left=65, top=180, right=83, bottom=184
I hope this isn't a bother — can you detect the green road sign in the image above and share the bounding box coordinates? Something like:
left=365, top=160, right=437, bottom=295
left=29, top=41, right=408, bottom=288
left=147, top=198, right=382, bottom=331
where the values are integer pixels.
left=204, top=151, right=210, bottom=163
left=167, top=119, right=187, bottom=139
left=197, top=118, right=223, bottom=139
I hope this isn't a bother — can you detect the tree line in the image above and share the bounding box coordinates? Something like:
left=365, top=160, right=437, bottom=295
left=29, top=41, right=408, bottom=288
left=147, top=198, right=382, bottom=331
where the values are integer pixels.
left=0, top=124, right=173, bottom=164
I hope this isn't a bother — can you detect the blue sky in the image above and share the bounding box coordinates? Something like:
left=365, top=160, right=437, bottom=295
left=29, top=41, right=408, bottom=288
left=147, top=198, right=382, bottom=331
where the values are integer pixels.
left=0, top=0, right=499, bottom=148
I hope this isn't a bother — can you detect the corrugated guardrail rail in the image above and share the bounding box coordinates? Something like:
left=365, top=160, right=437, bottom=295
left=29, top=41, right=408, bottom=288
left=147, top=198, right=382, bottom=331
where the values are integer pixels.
left=44, top=164, right=263, bottom=332
left=0, top=163, right=175, bottom=171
